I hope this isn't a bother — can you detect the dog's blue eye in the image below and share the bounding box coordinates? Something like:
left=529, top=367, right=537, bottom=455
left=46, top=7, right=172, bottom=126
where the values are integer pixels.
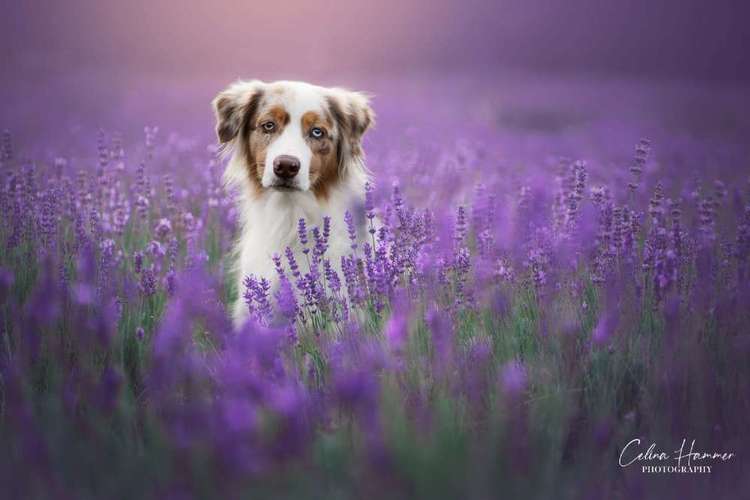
left=310, top=127, right=324, bottom=139
left=262, top=121, right=276, bottom=132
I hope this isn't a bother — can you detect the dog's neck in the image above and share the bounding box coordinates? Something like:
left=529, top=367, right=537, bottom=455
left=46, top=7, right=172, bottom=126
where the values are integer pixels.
left=235, top=168, right=366, bottom=252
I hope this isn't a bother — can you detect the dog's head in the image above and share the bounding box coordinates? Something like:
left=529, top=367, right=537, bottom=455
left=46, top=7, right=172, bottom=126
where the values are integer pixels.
left=213, top=80, right=374, bottom=197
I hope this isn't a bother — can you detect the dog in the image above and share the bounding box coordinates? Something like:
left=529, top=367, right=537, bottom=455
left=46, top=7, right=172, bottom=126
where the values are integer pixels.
left=212, top=80, right=375, bottom=328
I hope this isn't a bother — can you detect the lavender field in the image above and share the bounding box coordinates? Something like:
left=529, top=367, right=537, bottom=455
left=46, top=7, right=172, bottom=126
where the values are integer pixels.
left=2, top=71, right=750, bottom=499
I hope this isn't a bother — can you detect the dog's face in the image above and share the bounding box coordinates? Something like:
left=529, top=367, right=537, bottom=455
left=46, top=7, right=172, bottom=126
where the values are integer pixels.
left=213, top=80, right=373, bottom=197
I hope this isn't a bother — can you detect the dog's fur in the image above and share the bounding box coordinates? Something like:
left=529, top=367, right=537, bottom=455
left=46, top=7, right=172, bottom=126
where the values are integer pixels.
left=212, top=80, right=374, bottom=327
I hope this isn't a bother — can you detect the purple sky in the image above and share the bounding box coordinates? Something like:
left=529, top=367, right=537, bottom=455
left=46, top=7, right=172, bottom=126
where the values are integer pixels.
left=3, top=0, right=749, bottom=82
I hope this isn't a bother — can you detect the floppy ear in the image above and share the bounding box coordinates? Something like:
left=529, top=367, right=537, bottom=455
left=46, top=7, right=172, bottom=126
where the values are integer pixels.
left=326, top=89, right=375, bottom=158
left=212, top=80, right=265, bottom=144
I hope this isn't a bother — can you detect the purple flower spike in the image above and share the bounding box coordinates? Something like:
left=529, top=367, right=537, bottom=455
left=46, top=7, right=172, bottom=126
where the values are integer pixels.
left=139, top=268, right=157, bottom=297
left=297, top=218, right=309, bottom=248
left=285, top=246, right=301, bottom=279
left=155, top=218, right=172, bottom=239
left=501, top=360, right=528, bottom=397
left=133, top=251, right=144, bottom=274
left=344, top=210, right=358, bottom=250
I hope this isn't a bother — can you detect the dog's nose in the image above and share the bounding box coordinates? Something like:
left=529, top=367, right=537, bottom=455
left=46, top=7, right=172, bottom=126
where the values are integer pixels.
left=273, top=155, right=300, bottom=180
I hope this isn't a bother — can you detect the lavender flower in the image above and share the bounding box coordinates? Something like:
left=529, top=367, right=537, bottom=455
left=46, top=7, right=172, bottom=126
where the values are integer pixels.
left=1, top=129, right=13, bottom=165
left=133, top=251, right=144, bottom=274
left=285, top=246, right=301, bottom=280
left=628, top=137, right=651, bottom=193
left=344, top=210, right=358, bottom=250
left=155, top=218, right=172, bottom=239
left=140, top=267, right=157, bottom=297
left=297, top=218, right=309, bottom=252
left=500, top=360, right=528, bottom=397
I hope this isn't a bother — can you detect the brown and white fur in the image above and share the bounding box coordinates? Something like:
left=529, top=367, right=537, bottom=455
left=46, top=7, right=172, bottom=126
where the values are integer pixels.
left=212, top=80, right=374, bottom=328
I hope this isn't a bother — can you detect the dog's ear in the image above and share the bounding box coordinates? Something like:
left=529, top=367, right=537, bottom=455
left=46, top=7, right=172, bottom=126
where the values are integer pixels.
left=212, top=80, right=265, bottom=144
left=326, top=89, right=375, bottom=157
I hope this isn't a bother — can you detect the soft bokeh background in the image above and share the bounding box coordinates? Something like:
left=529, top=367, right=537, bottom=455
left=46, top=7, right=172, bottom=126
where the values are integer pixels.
left=5, top=0, right=750, bottom=79
left=2, top=0, right=750, bottom=174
